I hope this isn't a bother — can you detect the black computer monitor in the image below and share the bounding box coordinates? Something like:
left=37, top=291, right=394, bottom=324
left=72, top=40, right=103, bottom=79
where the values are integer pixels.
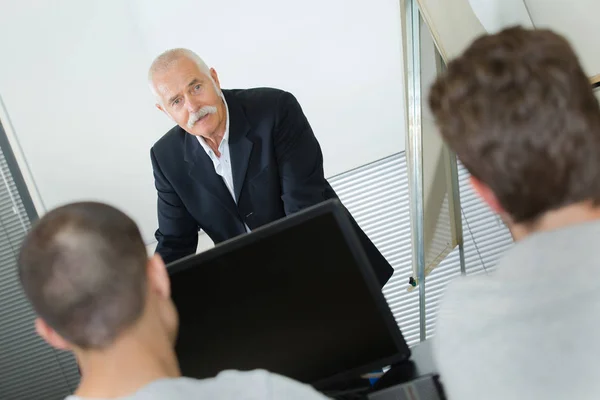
left=167, top=199, right=410, bottom=389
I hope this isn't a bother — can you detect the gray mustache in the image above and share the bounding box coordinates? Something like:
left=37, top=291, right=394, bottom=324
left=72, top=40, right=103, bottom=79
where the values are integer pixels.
left=187, top=106, right=217, bottom=129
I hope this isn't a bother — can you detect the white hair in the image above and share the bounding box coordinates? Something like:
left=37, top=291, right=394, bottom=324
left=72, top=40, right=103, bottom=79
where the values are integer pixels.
left=147, top=48, right=214, bottom=100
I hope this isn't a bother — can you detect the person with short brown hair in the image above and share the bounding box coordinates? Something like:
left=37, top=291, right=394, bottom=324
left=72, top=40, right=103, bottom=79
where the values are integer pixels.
left=18, top=202, right=327, bottom=399
left=430, top=27, right=600, bottom=399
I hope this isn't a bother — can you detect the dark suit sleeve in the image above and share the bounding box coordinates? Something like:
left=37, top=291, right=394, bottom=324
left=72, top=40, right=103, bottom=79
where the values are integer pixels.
left=273, top=92, right=394, bottom=287
left=151, top=148, right=199, bottom=264
left=274, top=91, right=329, bottom=215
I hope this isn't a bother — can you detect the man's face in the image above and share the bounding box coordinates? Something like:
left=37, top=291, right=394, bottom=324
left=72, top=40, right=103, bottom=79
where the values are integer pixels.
left=152, top=57, right=226, bottom=139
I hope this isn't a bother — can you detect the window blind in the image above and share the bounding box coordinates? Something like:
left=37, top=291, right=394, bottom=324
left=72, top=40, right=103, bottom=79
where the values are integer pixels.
left=329, top=152, right=513, bottom=345
left=0, top=123, right=79, bottom=400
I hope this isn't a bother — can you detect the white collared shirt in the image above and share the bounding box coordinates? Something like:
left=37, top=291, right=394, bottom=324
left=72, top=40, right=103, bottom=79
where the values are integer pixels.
left=197, top=97, right=250, bottom=232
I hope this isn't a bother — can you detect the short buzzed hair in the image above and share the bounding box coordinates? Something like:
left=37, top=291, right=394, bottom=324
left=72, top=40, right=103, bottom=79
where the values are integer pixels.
left=18, top=202, right=147, bottom=349
left=429, top=27, right=600, bottom=223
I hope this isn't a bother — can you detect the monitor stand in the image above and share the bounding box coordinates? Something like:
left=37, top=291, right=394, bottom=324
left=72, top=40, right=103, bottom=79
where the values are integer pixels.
left=321, top=340, right=442, bottom=399
left=319, top=360, right=419, bottom=399
left=371, top=360, right=418, bottom=391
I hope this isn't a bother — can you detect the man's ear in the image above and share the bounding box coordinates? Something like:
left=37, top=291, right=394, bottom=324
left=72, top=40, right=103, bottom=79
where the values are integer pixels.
left=35, top=318, right=71, bottom=351
left=210, top=68, right=221, bottom=91
left=469, top=176, right=504, bottom=214
left=155, top=104, right=175, bottom=122
left=148, top=254, right=170, bottom=299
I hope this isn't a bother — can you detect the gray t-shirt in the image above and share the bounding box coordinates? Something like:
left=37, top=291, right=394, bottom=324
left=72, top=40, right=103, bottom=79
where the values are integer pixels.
left=434, top=220, right=600, bottom=400
left=65, top=369, right=329, bottom=400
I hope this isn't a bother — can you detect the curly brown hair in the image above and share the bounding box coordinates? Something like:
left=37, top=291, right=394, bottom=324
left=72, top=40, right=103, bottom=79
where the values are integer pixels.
left=429, top=26, right=600, bottom=223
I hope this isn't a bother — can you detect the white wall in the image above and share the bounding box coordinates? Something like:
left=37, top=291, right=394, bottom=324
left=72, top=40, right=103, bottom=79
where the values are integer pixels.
left=467, top=0, right=599, bottom=78
left=0, top=0, right=406, bottom=245
left=414, top=0, right=485, bottom=62
left=525, top=0, right=600, bottom=77
left=468, top=0, right=533, bottom=34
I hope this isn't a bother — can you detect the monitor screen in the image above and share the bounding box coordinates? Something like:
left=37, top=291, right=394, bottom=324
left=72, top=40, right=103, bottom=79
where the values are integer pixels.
left=168, top=200, right=410, bottom=388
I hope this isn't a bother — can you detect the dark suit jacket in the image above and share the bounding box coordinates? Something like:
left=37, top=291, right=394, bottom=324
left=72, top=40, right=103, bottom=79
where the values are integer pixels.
left=151, top=88, right=394, bottom=286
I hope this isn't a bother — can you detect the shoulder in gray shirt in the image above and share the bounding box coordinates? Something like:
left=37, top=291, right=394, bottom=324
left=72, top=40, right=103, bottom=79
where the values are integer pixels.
left=434, top=220, right=600, bottom=400
left=65, top=369, right=329, bottom=400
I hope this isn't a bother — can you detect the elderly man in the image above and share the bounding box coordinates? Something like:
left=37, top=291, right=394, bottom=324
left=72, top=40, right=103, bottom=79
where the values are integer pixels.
left=430, top=27, right=600, bottom=399
left=148, top=48, right=393, bottom=286
left=18, top=202, right=328, bottom=399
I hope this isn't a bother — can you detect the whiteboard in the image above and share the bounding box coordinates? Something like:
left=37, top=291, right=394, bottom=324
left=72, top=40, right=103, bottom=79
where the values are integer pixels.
left=0, top=0, right=406, bottom=244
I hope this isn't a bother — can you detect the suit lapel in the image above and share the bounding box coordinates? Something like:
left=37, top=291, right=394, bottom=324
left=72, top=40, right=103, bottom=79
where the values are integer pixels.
left=183, top=132, right=238, bottom=215
left=224, top=91, right=253, bottom=202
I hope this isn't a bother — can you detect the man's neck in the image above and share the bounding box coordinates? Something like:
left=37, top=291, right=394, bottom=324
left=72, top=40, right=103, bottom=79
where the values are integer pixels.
left=202, top=131, right=225, bottom=156
left=510, top=201, right=600, bottom=241
left=201, top=98, right=228, bottom=156
left=74, top=330, right=180, bottom=398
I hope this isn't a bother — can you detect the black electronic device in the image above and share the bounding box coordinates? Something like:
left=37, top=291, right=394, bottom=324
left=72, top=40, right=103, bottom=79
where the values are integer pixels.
left=168, top=199, right=410, bottom=389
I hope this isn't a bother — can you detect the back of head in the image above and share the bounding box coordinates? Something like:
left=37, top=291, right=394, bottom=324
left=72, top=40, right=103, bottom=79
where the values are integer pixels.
left=18, top=202, right=147, bottom=349
left=429, top=26, right=600, bottom=224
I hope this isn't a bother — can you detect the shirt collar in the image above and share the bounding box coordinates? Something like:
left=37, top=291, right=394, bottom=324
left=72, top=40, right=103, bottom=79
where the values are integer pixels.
left=197, top=94, right=230, bottom=157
